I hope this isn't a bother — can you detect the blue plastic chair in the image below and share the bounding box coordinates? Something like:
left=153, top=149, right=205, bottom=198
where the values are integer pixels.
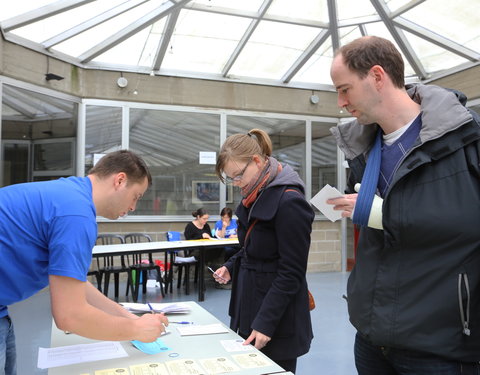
left=165, top=231, right=198, bottom=295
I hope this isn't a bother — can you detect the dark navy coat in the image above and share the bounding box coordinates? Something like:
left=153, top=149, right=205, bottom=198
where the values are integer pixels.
left=225, top=165, right=314, bottom=361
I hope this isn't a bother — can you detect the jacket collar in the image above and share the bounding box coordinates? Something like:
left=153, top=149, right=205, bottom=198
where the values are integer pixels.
left=330, top=84, right=473, bottom=160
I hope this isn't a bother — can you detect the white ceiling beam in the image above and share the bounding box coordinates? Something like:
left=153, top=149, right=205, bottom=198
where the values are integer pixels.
left=327, top=0, right=339, bottom=51
left=152, top=8, right=181, bottom=71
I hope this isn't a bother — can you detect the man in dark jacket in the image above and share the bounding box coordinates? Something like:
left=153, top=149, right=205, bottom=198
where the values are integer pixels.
left=328, top=36, right=480, bottom=374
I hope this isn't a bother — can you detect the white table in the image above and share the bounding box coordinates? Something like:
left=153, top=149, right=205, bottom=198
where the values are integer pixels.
left=47, top=301, right=287, bottom=375
left=93, top=239, right=240, bottom=302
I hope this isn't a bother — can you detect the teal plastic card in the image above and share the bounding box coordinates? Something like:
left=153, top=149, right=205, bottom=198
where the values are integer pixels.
left=131, top=338, right=170, bottom=355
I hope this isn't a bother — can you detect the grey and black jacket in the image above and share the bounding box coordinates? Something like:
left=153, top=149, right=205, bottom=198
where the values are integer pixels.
left=331, top=84, right=480, bottom=362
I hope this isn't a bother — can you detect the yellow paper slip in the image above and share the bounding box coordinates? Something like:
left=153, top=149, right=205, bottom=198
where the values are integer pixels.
left=198, top=357, right=240, bottom=374
left=165, top=359, right=203, bottom=375
left=95, top=367, right=129, bottom=375
left=232, top=353, right=271, bottom=368
left=130, top=362, right=169, bottom=375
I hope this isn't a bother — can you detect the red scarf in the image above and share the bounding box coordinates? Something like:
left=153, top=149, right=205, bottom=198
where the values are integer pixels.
left=241, top=157, right=282, bottom=208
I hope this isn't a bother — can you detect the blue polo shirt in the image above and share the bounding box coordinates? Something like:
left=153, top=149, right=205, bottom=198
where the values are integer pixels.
left=0, top=177, right=97, bottom=317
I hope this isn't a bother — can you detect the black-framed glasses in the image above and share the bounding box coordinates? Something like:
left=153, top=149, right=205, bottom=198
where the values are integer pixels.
left=225, top=160, right=251, bottom=184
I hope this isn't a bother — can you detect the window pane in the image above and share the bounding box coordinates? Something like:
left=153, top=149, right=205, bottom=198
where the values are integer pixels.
left=312, top=122, right=338, bottom=199
left=129, top=109, right=221, bottom=216
left=85, top=106, right=122, bottom=174
left=33, top=141, right=73, bottom=171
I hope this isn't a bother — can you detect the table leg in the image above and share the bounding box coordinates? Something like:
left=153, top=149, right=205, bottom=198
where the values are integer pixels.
left=198, top=247, right=205, bottom=301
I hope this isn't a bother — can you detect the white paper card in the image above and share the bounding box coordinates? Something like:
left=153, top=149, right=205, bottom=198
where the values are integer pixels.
left=220, top=339, right=254, bottom=352
left=37, top=341, right=127, bottom=369
left=199, top=151, right=216, bottom=164
left=176, top=323, right=229, bottom=336
left=310, top=184, right=344, bottom=222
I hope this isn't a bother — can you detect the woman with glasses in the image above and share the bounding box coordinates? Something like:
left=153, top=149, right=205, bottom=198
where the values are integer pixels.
left=212, top=128, right=314, bottom=374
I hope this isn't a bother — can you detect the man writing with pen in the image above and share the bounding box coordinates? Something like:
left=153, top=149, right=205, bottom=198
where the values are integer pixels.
left=0, top=150, right=168, bottom=375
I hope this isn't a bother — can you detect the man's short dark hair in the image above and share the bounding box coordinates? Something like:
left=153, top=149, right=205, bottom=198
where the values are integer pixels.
left=88, top=150, right=152, bottom=186
left=336, top=36, right=405, bottom=89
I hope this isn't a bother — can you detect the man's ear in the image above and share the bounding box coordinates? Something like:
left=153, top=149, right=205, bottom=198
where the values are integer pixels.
left=113, top=172, right=127, bottom=189
left=370, top=65, right=386, bottom=88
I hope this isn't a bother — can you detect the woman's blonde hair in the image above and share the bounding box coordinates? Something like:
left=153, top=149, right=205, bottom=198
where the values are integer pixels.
left=215, top=128, right=272, bottom=182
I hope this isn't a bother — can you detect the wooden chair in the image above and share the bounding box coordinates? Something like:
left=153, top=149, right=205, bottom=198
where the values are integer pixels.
left=96, top=234, right=131, bottom=300
left=124, top=233, right=165, bottom=301
left=165, top=231, right=199, bottom=295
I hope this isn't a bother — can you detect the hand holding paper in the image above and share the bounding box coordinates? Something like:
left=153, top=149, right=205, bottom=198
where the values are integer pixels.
left=310, top=184, right=344, bottom=222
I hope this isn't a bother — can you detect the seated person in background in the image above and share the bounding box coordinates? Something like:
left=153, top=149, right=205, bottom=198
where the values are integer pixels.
left=184, top=207, right=212, bottom=240
left=184, top=208, right=224, bottom=268
left=215, top=207, right=238, bottom=239
left=215, top=207, right=239, bottom=262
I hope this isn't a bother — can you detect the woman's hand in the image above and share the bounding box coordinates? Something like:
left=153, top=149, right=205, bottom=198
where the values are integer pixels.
left=202, top=232, right=211, bottom=239
left=212, top=266, right=231, bottom=284
left=243, top=329, right=271, bottom=350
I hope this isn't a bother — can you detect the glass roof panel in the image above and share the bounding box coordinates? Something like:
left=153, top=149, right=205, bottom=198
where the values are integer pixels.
left=0, top=0, right=55, bottom=19
left=0, top=0, right=478, bottom=89
left=384, top=0, right=415, bottom=12
left=336, top=0, right=378, bottom=22
left=293, top=26, right=365, bottom=86
left=402, top=31, right=468, bottom=74
left=400, top=0, right=480, bottom=51
left=53, top=1, right=165, bottom=58
left=93, top=26, right=157, bottom=66
left=229, top=20, right=320, bottom=79
left=291, top=39, right=334, bottom=86
left=266, top=0, right=329, bottom=24
left=8, top=0, right=129, bottom=43
left=161, top=9, right=251, bottom=74
left=190, top=0, right=265, bottom=12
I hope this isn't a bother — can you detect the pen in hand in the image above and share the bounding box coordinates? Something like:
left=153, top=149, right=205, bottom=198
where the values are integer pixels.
left=148, top=302, right=170, bottom=335
left=207, top=266, right=228, bottom=282
left=169, top=321, right=194, bottom=324
left=147, top=302, right=155, bottom=314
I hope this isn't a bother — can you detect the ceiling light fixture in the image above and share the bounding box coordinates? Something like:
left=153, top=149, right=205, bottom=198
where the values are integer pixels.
left=117, top=76, right=128, bottom=88
left=310, top=92, right=319, bottom=104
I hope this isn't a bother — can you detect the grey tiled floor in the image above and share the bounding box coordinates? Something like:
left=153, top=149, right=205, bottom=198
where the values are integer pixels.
left=9, top=272, right=356, bottom=375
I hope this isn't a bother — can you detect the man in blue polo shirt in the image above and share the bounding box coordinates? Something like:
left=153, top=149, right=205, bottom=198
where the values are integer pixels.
left=0, top=150, right=168, bottom=375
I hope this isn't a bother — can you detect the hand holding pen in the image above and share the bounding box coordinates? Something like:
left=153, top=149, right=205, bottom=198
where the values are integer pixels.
left=134, top=306, right=169, bottom=342
left=208, top=266, right=230, bottom=284
left=148, top=303, right=193, bottom=325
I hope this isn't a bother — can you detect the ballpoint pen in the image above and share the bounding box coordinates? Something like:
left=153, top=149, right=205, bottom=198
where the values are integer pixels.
left=207, top=266, right=228, bottom=282
left=147, top=302, right=155, bottom=314
left=169, top=321, right=194, bottom=324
